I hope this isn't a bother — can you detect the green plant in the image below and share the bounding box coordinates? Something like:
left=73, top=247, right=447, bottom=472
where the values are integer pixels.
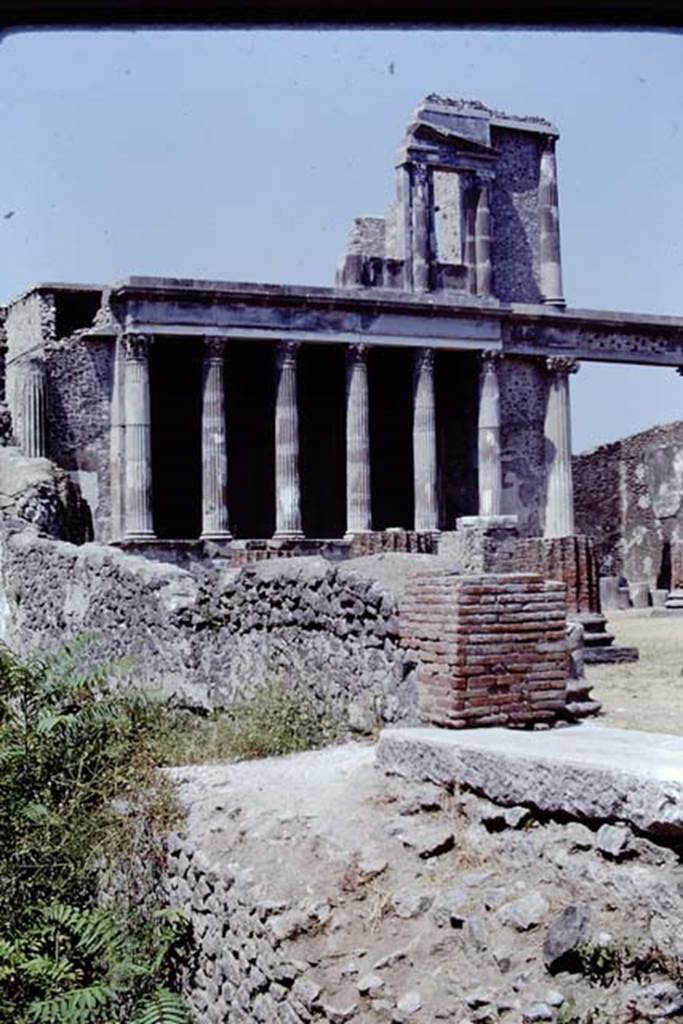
left=576, top=938, right=630, bottom=987
left=0, top=642, right=190, bottom=1023
left=149, top=679, right=345, bottom=766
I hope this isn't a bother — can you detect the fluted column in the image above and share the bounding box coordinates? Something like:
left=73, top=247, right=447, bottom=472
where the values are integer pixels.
left=475, top=178, right=493, bottom=297
left=411, top=164, right=431, bottom=292
left=539, top=136, right=565, bottom=307
left=544, top=356, right=578, bottom=537
left=413, top=347, right=438, bottom=532
left=123, top=333, right=154, bottom=539
left=273, top=341, right=303, bottom=540
left=345, top=344, right=372, bottom=534
left=478, top=350, right=503, bottom=516
left=22, top=358, right=47, bottom=458
left=201, top=336, right=231, bottom=541
left=109, top=335, right=126, bottom=540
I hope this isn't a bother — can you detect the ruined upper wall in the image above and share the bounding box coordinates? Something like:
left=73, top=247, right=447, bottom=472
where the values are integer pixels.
left=573, top=419, right=683, bottom=587
left=337, top=95, right=562, bottom=306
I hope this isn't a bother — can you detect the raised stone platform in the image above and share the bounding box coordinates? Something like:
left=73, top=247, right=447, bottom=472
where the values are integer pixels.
left=376, top=724, right=683, bottom=837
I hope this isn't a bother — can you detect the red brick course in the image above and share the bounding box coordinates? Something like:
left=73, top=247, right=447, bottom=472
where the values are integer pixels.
left=399, top=572, right=568, bottom=729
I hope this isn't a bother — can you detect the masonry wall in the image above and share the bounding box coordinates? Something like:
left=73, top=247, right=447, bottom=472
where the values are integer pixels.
left=0, top=529, right=418, bottom=725
left=489, top=127, right=544, bottom=304
left=499, top=356, right=547, bottom=535
left=573, top=420, right=683, bottom=586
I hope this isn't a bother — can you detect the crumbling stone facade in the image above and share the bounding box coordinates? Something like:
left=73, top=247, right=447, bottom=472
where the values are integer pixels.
left=573, top=420, right=683, bottom=593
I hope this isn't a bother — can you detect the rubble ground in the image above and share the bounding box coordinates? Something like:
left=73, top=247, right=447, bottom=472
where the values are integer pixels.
left=168, top=741, right=683, bottom=1024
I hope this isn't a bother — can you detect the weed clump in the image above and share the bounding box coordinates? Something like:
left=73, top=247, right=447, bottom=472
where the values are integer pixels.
left=0, top=643, right=190, bottom=1023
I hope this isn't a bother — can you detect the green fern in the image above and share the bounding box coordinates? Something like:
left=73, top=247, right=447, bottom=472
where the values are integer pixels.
left=27, top=982, right=115, bottom=1023
left=131, top=987, right=190, bottom=1024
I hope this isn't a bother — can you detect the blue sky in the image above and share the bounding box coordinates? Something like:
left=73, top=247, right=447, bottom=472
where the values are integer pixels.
left=0, top=28, right=681, bottom=450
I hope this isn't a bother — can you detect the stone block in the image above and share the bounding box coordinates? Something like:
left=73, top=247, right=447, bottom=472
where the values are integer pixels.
left=628, top=581, right=651, bottom=609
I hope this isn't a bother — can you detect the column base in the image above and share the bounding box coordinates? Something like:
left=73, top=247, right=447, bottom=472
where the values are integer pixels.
left=541, top=296, right=566, bottom=308
left=200, top=531, right=233, bottom=542
left=123, top=531, right=156, bottom=541
left=271, top=531, right=305, bottom=543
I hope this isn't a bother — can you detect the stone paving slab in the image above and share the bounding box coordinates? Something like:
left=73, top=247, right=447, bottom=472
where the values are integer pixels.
left=376, top=724, right=683, bottom=837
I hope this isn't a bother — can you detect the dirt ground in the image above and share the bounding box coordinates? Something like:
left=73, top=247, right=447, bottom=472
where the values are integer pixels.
left=586, top=610, right=683, bottom=736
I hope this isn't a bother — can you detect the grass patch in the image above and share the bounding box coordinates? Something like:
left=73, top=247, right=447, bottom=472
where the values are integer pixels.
left=587, top=610, right=683, bottom=735
left=152, top=680, right=346, bottom=766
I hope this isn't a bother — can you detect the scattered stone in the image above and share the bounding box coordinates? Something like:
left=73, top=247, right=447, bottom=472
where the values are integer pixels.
left=596, top=823, right=631, bottom=859
left=544, top=989, right=565, bottom=1007
left=397, top=990, right=422, bottom=1015
left=466, top=987, right=495, bottom=1008
left=399, top=822, right=455, bottom=859
left=634, top=980, right=683, bottom=1018
left=357, top=856, right=388, bottom=881
left=523, top=1003, right=554, bottom=1021
left=463, top=915, right=489, bottom=951
left=430, top=888, right=468, bottom=928
left=268, top=910, right=309, bottom=943
left=564, top=822, right=594, bottom=852
left=373, top=947, right=410, bottom=970
left=357, top=973, right=384, bottom=996
left=498, top=892, right=549, bottom=931
left=543, top=904, right=592, bottom=973
left=504, top=806, right=532, bottom=829
left=291, top=976, right=322, bottom=1009
left=392, top=887, right=434, bottom=918
left=321, top=1001, right=358, bottom=1022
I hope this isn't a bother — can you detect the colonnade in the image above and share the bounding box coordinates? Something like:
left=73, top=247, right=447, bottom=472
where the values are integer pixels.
left=111, top=334, right=578, bottom=542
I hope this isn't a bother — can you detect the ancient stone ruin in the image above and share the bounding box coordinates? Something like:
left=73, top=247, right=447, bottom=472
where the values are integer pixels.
left=2, top=94, right=683, bottom=722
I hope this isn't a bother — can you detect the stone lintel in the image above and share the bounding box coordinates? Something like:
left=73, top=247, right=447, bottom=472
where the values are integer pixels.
left=376, top=725, right=683, bottom=837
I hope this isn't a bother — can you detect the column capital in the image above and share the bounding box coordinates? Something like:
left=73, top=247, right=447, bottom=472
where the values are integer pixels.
left=546, top=356, right=579, bottom=376
left=276, top=340, right=300, bottom=369
left=122, top=332, right=152, bottom=361
left=347, top=343, right=368, bottom=364
left=480, top=348, right=503, bottom=369
left=676, top=366, right=683, bottom=377
left=204, top=335, right=226, bottom=360
left=415, top=347, right=435, bottom=373
left=540, top=133, right=557, bottom=154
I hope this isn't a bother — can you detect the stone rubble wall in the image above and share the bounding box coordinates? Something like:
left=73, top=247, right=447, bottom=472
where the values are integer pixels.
left=159, top=835, right=341, bottom=1024
left=0, top=528, right=418, bottom=724
left=399, top=571, right=568, bottom=728
left=573, top=419, right=683, bottom=589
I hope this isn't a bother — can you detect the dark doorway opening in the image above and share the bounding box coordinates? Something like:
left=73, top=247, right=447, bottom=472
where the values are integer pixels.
left=657, top=539, right=672, bottom=591
left=436, top=350, right=479, bottom=529
left=299, top=344, right=346, bottom=537
left=150, top=339, right=202, bottom=539
left=369, top=347, right=415, bottom=530
left=227, top=341, right=276, bottom=539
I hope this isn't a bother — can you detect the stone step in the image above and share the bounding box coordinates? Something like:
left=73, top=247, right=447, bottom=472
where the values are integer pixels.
left=584, top=645, right=639, bottom=665
left=377, top=725, right=683, bottom=837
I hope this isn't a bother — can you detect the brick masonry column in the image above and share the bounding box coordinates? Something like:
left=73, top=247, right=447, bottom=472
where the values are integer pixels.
left=478, top=350, right=503, bottom=516
left=201, top=336, right=231, bottom=541
left=475, top=177, right=493, bottom=297
left=123, top=333, right=155, bottom=539
left=413, top=347, right=438, bottom=532
left=273, top=340, right=303, bottom=540
left=399, top=571, right=569, bottom=728
left=22, top=358, right=47, bottom=458
left=345, top=343, right=372, bottom=534
left=544, top=356, right=578, bottom=538
left=539, top=135, right=565, bottom=307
